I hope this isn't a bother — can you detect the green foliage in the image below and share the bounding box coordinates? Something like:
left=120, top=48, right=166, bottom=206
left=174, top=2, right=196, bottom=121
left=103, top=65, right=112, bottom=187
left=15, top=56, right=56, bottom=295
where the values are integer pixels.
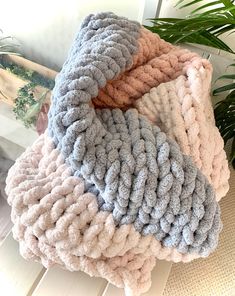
left=13, top=83, right=37, bottom=128
left=13, top=83, right=49, bottom=128
left=214, top=68, right=235, bottom=168
left=147, top=0, right=235, bottom=53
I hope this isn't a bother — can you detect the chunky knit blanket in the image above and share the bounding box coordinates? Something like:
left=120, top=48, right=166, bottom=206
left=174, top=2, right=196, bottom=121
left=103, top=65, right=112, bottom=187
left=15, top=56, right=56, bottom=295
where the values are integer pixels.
left=6, top=12, right=230, bottom=295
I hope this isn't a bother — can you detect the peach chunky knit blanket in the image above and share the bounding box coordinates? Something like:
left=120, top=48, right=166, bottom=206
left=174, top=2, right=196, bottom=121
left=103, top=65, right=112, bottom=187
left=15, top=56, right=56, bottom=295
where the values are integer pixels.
left=6, top=12, right=230, bottom=295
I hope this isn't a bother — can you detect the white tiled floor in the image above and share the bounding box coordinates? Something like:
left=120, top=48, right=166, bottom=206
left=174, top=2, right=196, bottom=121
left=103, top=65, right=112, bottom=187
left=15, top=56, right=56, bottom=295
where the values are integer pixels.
left=0, top=232, right=172, bottom=296
left=0, top=195, right=12, bottom=244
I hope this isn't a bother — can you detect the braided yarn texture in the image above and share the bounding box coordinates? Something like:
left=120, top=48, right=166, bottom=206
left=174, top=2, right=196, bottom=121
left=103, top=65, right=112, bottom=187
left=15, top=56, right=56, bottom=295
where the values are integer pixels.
left=6, top=134, right=202, bottom=295
left=6, top=12, right=229, bottom=296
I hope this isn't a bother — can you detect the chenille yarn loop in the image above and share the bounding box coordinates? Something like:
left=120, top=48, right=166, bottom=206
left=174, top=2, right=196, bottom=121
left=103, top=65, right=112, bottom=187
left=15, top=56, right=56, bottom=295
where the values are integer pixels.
left=6, top=12, right=229, bottom=296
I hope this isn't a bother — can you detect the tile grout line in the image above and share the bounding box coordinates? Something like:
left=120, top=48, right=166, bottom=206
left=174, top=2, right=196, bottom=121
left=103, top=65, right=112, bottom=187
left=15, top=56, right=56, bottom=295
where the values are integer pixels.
left=27, top=268, right=47, bottom=296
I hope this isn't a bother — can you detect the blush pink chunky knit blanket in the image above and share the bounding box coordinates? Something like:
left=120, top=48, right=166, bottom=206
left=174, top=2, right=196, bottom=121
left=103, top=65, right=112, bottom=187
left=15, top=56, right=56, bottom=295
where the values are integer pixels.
left=6, top=12, right=230, bottom=296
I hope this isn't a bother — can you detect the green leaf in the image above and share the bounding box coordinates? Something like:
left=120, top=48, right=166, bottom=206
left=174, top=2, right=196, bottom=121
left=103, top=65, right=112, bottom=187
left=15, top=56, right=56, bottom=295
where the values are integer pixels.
left=223, top=129, right=235, bottom=144
left=214, top=88, right=235, bottom=158
left=147, top=22, right=234, bottom=53
left=230, top=137, right=235, bottom=169
left=177, top=0, right=204, bottom=9
left=213, top=83, right=235, bottom=95
left=220, top=0, right=235, bottom=17
left=148, top=11, right=235, bottom=53
left=190, top=1, right=222, bottom=14
left=149, top=18, right=185, bottom=24
left=216, top=74, right=235, bottom=81
left=199, top=6, right=235, bottom=17
left=210, top=24, right=235, bottom=36
left=175, top=0, right=192, bottom=7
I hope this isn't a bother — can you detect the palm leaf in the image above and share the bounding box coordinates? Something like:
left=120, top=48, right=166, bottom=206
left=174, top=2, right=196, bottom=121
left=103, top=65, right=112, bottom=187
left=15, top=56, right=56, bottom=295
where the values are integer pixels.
left=190, top=1, right=223, bottom=14
left=210, top=24, right=235, bottom=36
left=147, top=8, right=235, bottom=53
left=216, top=74, right=235, bottom=80
left=199, top=6, right=235, bottom=16
left=147, top=15, right=234, bottom=52
left=177, top=0, right=235, bottom=9
left=231, top=138, right=235, bottom=168
left=214, top=87, right=235, bottom=167
left=213, top=83, right=235, bottom=95
left=0, top=33, right=19, bottom=56
left=176, top=0, right=205, bottom=9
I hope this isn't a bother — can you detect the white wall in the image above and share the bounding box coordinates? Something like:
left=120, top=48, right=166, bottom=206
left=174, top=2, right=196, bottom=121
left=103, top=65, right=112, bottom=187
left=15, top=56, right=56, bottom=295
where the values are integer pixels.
left=1, top=0, right=234, bottom=73
left=0, top=0, right=158, bottom=70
